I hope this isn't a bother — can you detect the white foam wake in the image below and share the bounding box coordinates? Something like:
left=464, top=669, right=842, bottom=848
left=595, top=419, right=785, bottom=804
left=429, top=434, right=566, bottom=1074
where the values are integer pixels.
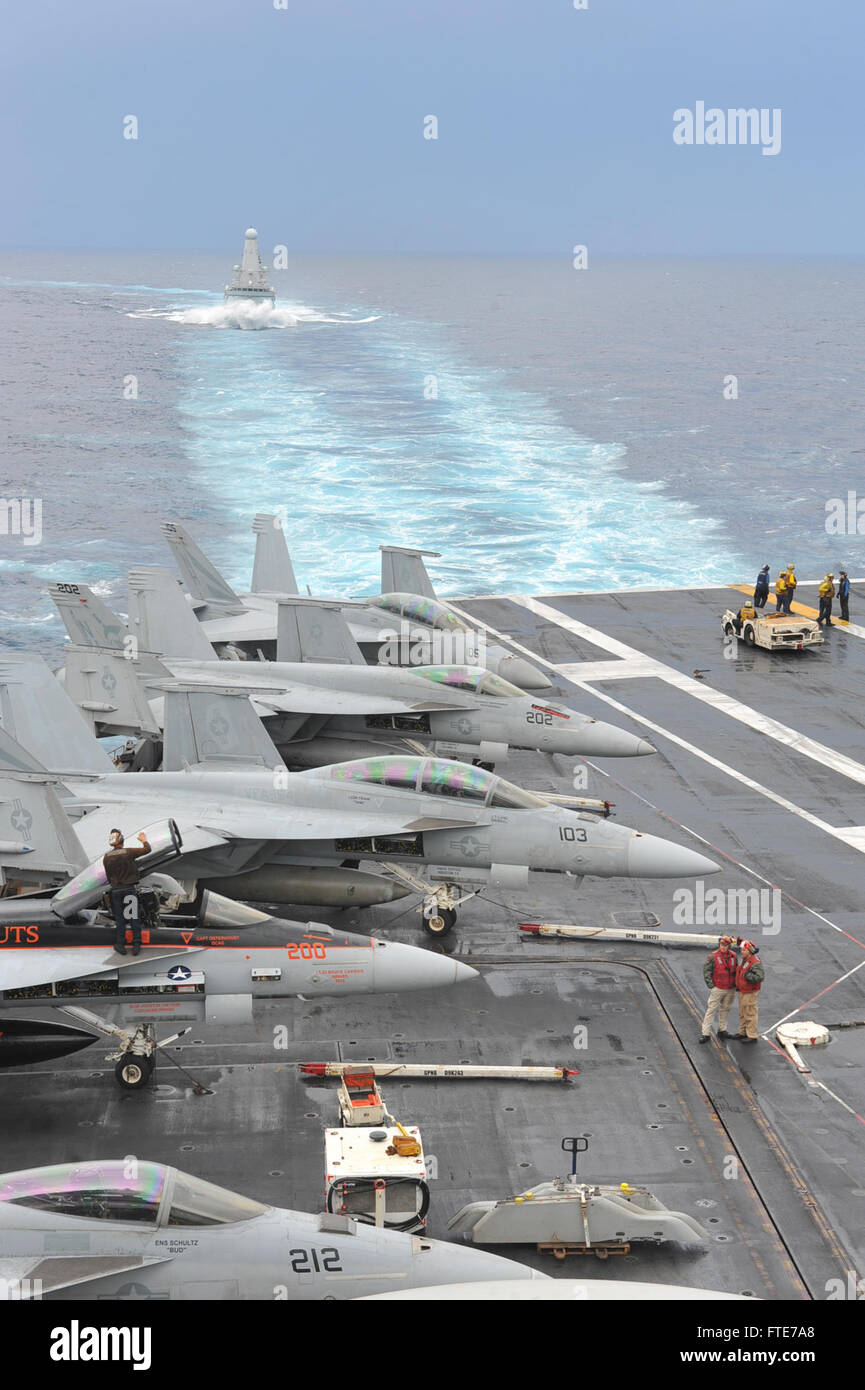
left=128, top=301, right=378, bottom=330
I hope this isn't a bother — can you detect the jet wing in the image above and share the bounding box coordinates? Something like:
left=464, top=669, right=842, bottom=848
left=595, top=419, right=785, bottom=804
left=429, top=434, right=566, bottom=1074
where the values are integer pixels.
left=71, top=798, right=487, bottom=850
left=0, top=1254, right=172, bottom=1297
left=200, top=610, right=387, bottom=648
left=1, top=945, right=208, bottom=992
left=72, top=807, right=229, bottom=860
left=249, top=686, right=463, bottom=717
left=199, top=803, right=490, bottom=842
left=200, top=611, right=276, bottom=644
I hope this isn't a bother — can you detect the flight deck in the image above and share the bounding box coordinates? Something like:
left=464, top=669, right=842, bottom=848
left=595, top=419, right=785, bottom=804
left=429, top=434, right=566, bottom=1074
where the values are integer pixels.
left=2, top=580, right=863, bottom=1301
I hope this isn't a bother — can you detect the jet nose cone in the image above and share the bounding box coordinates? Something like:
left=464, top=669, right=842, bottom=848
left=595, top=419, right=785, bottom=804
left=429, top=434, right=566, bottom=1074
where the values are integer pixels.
left=568, top=722, right=658, bottom=758
left=497, top=655, right=552, bottom=690
left=453, top=958, right=479, bottom=984
left=626, top=833, right=721, bottom=879
left=372, top=940, right=478, bottom=993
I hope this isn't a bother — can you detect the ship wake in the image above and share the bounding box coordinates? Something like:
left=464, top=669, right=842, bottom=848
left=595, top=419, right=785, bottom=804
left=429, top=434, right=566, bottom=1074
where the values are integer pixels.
left=129, top=301, right=379, bottom=330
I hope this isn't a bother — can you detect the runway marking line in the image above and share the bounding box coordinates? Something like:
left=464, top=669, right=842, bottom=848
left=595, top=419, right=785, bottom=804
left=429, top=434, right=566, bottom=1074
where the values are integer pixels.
left=512, top=594, right=865, bottom=794
left=451, top=594, right=865, bottom=1123
left=451, top=595, right=865, bottom=861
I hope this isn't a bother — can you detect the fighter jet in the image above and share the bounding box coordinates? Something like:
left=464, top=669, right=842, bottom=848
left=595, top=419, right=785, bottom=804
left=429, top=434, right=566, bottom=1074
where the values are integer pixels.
left=159, top=515, right=551, bottom=688
left=0, top=655, right=720, bottom=936
left=0, top=742, right=476, bottom=1085
left=50, top=571, right=656, bottom=764
left=0, top=1159, right=547, bottom=1300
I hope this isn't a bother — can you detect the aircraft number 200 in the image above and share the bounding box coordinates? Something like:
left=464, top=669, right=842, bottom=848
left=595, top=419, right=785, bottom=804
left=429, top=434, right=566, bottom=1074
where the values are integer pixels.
left=289, top=1247, right=342, bottom=1273
left=285, top=942, right=328, bottom=960
left=558, top=827, right=587, bottom=842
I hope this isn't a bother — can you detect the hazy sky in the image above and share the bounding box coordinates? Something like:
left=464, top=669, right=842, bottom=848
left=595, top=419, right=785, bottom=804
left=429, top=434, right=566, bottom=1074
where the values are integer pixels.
left=2, top=0, right=861, bottom=254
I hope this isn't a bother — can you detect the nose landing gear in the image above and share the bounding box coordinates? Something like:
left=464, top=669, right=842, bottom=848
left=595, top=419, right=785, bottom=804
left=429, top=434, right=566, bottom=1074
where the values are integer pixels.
left=379, top=863, right=478, bottom=938
left=423, top=903, right=458, bottom=937
left=114, top=1050, right=155, bottom=1090
left=58, top=1006, right=189, bottom=1089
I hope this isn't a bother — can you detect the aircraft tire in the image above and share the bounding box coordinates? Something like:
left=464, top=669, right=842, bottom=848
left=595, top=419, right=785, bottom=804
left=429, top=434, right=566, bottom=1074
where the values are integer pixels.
left=115, top=1055, right=153, bottom=1090
left=424, top=908, right=456, bottom=937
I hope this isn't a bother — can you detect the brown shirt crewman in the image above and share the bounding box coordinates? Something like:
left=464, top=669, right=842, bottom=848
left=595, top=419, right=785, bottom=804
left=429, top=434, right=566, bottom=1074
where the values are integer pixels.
left=103, top=840, right=151, bottom=887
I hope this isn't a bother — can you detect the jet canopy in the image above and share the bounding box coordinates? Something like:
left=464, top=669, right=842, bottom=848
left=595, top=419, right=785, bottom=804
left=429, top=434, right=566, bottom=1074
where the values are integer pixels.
left=309, top=755, right=547, bottom=809
left=375, top=593, right=468, bottom=631
left=412, top=665, right=526, bottom=698
left=0, top=1161, right=267, bottom=1228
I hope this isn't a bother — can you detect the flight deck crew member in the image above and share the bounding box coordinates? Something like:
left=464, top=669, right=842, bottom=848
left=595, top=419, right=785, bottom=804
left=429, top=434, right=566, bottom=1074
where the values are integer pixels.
left=753, top=566, right=770, bottom=608
left=103, top=829, right=151, bottom=956
left=734, top=941, right=765, bottom=1043
left=838, top=570, right=850, bottom=622
left=783, top=564, right=797, bottom=613
left=699, top=935, right=738, bottom=1043
left=817, top=574, right=835, bottom=626
left=774, top=569, right=788, bottom=612
left=733, top=602, right=756, bottom=635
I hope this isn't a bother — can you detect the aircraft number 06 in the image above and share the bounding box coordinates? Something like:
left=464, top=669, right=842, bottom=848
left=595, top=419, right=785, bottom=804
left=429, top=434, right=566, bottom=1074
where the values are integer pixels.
left=289, top=1246, right=342, bottom=1273
left=558, top=826, right=587, bottom=842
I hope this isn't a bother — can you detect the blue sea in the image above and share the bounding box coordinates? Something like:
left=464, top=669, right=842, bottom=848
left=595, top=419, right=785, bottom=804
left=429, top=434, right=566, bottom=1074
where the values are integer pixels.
left=2, top=251, right=864, bottom=659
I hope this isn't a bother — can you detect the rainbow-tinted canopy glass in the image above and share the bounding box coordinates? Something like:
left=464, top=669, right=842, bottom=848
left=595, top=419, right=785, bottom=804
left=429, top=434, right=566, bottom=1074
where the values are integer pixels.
left=375, top=593, right=468, bottom=631
left=314, top=756, right=546, bottom=808
left=412, top=665, right=526, bottom=698
left=0, top=1161, right=267, bottom=1227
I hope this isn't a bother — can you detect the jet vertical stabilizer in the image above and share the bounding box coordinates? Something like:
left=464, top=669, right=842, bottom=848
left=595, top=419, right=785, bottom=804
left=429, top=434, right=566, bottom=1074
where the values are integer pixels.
left=251, top=514, right=299, bottom=596
left=380, top=545, right=439, bottom=599
left=63, top=645, right=164, bottom=737
left=0, top=733, right=88, bottom=885
left=128, top=567, right=216, bottom=661
left=0, top=655, right=113, bottom=775
left=48, top=582, right=128, bottom=651
left=277, top=599, right=366, bottom=666
left=160, top=521, right=245, bottom=613
left=162, top=686, right=284, bottom=772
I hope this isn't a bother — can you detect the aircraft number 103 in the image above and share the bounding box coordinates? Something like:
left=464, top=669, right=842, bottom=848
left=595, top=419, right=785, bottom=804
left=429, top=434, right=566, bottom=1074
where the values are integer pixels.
left=559, top=826, right=587, bottom=842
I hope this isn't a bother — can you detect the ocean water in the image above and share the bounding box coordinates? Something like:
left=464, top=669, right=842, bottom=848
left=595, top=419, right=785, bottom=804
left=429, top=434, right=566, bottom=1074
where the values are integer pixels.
left=2, top=251, right=863, bottom=660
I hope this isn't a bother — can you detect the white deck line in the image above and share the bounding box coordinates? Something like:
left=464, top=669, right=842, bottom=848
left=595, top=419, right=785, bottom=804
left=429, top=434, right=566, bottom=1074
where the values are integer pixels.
left=453, top=578, right=865, bottom=600
left=512, top=595, right=865, bottom=795
left=444, top=597, right=860, bottom=853
left=453, top=584, right=865, bottom=643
